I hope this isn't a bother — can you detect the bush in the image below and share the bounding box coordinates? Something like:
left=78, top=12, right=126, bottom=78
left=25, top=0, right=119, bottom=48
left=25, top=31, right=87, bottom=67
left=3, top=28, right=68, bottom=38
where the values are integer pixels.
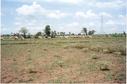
left=82, top=48, right=89, bottom=52
left=99, top=63, right=109, bottom=71
left=119, top=48, right=126, bottom=56
left=114, top=73, right=126, bottom=82
left=98, top=61, right=110, bottom=71
left=34, top=32, right=42, bottom=38
left=92, top=55, right=98, bottom=59
left=73, top=45, right=85, bottom=49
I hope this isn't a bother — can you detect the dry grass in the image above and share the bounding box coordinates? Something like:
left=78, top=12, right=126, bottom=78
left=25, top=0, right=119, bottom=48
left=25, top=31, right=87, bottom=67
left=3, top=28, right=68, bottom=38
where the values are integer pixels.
left=1, top=37, right=126, bottom=83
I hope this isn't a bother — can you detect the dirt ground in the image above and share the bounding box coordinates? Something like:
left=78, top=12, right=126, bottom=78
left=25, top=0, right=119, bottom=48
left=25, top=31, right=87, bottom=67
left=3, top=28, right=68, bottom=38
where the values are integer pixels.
left=1, top=37, right=126, bottom=83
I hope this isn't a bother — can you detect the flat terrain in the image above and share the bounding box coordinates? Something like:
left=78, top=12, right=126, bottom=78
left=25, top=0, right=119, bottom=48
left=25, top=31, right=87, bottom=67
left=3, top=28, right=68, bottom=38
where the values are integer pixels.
left=1, top=37, right=126, bottom=83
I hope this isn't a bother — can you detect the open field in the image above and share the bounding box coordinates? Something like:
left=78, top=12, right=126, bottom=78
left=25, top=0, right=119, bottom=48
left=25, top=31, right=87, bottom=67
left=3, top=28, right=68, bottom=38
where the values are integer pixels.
left=1, top=37, right=126, bottom=83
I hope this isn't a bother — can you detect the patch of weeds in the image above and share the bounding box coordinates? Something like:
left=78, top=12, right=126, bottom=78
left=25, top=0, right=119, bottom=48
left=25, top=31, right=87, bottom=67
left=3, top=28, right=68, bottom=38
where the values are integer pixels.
left=87, top=63, right=98, bottom=71
left=106, top=72, right=113, bottom=81
left=103, top=49, right=110, bottom=53
left=54, top=55, right=61, bottom=59
left=90, top=46, right=103, bottom=52
left=27, top=49, right=31, bottom=52
left=63, top=46, right=69, bottom=49
left=73, top=45, right=85, bottom=49
left=52, top=59, right=67, bottom=68
left=119, top=48, right=126, bottom=56
left=107, top=47, right=116, bottom=53
left=52, top=55, right=68, bottom=68
left=99, top=63, right=110, bottom=71
left=56, top=60, right=65, bottom=68
left=28, top=78, right=34, bottom=82
left=97, top=61, right=110, bottom=71
left=82, top=48, right=89, bottom=52
left=11, top=62, right=19, bottom=73
left=48, top=76, right=66, bottom=83
left=113, top=52, right=121, bottom=55
left=91, top=54, right=98, bottom=59
left=43, top=48, right=47, bottom=51
left=18, top=77, right=33, bottom=83
left=79, top=61, right=98, bottom=73
left=108, top=46, right=126, bottom=56
left=52, top=79, right=62, bottom=83
left=27, top=56, right=32, bottom=60
left=114, top=73, right=126, bottom=82
left=13, top=58, right=16, bottom=61
left=28, top=68, right=37, bottom=73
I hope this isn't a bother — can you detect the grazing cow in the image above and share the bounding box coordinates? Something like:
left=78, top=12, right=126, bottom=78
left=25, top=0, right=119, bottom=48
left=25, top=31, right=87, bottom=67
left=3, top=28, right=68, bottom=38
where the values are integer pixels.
left=64, top=36, right=69, bottom=39
left=38, top=36, right=42, bottom=39
left=14, top=36, right=18, bottom=40
left=20, top=36, right=25, bottom=40
left=87, top=35, right=92, bottom=38
left=0, top=36, right=4, bottom=40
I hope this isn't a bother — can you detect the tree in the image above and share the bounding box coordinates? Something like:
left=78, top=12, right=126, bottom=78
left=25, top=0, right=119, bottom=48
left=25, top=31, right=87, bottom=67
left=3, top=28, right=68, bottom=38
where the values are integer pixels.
left=35, top=32, right=42, bottom=38
left=69, top=32, right=71, bottom=36
left=27, top=33, right=31, bottom=38
left=51, top=31, right=56, bottom=38
left=60, top=32, right=65, bottom=36
left=78, top=33, right=81, bottom=35
left=88, top=30, right=95, bottom=35
left=123, top=31, right=126, bottom=37
left=44, top=25, right=51, bottom=37
left=19, top=27, right=28, bottom=38
left=82, top=28, right=87, bottom=35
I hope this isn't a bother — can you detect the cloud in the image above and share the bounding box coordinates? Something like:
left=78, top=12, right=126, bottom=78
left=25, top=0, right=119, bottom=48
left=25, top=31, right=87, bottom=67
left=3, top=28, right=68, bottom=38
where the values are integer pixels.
left=99, top=12, right=112, bottom=18
left=15, top=0, right=84, bottom=4
left=75, top=10, right=98, bottom=18
left=106, top=20, right=115, bottom=25
left=95, top=0, right=125, bottom=8
left=16, top=2, right=69, bottom=19
left=57, top=22, right=81, bottom=33
left=13, top=0, right=126, bottom=34
left=46, top=0, right=83, bottom=4
left=46, top=10, right=68, bottom=19
left=16, top=2, right=42, bottom=15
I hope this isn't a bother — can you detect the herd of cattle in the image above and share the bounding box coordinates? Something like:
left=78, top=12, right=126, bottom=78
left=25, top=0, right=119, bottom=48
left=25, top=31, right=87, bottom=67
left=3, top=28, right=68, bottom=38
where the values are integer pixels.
left=0, top=34, right=93, bottom=40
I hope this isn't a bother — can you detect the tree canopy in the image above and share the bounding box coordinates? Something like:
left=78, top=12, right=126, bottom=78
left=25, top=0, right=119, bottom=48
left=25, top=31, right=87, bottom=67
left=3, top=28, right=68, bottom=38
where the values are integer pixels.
left=44, top=25, right=51, bottom=37
left=19, top=27, right=28, bottom=38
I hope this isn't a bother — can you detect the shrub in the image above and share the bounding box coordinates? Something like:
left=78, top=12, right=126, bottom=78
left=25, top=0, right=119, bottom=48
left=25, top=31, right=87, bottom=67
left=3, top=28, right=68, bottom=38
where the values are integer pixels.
left=92, top=55, right=98, bottom=59
left=90, top=46, right=103, bottom=52
left=73, top=45, right=84, bottom=49
left=107, top=48, right=115, bottom=53
left=52, top=60, right=66, bottom=68
left=119, top=48, right=126, bottom=56
left=82, top=48, right=89, bottom=52
left=103, top=49, right=109, bottom=53
left=99, top=63, right=109, bottom=71
left=114, top=73, right=126, bottom=82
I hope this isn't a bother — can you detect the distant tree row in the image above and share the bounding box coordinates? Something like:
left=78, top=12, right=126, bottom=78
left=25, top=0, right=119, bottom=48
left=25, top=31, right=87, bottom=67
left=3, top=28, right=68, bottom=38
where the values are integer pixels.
left=82, top=28, right=95, bottom=35
left=11, top=25, right=126, bottom=38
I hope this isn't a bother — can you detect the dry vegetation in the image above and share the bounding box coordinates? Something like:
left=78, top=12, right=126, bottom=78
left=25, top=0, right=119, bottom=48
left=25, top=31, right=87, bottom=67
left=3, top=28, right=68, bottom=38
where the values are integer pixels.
left=1, top=36, right=126, bottom=83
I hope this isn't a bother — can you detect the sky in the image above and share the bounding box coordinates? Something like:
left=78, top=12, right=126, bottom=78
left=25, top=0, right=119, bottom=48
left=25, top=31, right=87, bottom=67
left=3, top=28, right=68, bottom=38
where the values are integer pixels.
left=1, top=0, right=127, bottom=34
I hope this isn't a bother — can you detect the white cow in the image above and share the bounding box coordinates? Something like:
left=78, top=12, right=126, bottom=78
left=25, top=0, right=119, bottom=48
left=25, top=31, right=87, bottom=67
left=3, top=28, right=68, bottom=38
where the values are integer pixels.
left=20, top=36, right=25, bottom=40
left=0, top=36, right=4, bottom=40
left=88, top=35, right=92, bottom=38
left=14, top=36, right=18, bottom=40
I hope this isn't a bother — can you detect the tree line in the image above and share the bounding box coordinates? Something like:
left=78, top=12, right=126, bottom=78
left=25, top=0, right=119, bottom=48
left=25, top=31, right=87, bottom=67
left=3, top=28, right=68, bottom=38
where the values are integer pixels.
left=18, top=25, right=96, bottom=38
left=1, top=25, right=126, bottom=38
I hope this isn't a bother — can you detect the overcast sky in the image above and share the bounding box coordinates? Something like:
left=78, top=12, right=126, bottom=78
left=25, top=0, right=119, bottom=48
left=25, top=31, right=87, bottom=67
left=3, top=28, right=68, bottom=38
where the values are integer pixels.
left=1, top=0, right=126, bottom=34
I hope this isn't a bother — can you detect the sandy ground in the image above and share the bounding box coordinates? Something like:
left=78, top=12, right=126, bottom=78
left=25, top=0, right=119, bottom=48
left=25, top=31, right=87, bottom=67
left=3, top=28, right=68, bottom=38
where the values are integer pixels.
left=1, top=37, right=126, bottom=83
